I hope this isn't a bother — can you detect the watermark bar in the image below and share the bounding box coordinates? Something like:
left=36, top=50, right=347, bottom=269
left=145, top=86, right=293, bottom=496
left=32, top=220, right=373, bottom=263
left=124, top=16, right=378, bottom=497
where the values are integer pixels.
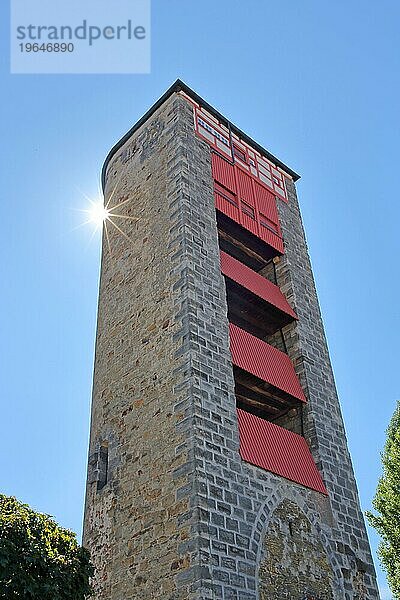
left=11, top=0, right=150, bottom=74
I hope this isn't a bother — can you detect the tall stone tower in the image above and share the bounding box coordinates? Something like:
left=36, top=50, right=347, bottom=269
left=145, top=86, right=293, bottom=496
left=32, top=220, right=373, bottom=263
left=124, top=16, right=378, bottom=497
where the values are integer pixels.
left=83, top=80, right=378, bottom=600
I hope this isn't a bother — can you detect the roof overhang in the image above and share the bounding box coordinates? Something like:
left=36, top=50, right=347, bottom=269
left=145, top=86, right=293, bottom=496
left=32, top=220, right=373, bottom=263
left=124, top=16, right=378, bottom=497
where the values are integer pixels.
left=101, top=79, right=301, bottom=189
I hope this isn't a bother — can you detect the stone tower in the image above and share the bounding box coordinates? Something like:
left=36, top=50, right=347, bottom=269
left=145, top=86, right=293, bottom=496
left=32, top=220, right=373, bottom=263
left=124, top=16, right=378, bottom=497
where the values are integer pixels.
left=83, top=80, right=378, bottom=599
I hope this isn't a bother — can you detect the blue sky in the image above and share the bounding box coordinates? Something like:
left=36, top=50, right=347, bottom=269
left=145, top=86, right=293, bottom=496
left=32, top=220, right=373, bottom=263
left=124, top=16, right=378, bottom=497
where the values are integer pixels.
left=1, top=1, right=399, bottom=597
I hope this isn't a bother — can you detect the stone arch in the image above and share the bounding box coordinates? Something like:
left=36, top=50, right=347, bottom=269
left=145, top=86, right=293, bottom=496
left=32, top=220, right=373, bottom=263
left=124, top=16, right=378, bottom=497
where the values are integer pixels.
left=246, top=484, right=344, bottom=599
left=258, top=498, right=335, bottom=599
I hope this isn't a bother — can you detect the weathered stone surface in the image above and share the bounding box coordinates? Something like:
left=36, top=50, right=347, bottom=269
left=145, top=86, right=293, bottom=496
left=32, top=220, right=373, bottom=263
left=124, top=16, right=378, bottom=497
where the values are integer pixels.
left=83, top=96, right=197, bottom=600
left=259, top=499, right=334, bottom=600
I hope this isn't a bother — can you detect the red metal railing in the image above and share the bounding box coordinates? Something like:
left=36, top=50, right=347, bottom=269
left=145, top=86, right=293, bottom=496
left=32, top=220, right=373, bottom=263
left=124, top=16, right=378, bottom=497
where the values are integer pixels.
left=220, top=251, right=297, bottom=321
left=237, top=409, right=327, bottom=494
left=212, top=153, right=284, bottom=254
left=229, top=324, right=306, bottom=403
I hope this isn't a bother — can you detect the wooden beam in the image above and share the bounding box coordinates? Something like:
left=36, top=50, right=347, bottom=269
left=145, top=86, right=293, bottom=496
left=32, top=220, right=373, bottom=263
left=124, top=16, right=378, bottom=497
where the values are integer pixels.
left=218, top=228, right=268, bottom=268
left=234, top=368, right=300, bottom=409
left=235, top=382, right=287, bottom=412
left=236, top=393, right=279, bottom=412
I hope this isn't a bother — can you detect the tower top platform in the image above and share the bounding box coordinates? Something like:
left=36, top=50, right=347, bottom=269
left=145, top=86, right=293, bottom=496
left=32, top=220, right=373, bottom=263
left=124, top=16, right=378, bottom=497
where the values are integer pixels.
left=101, top=79, right=301, bottom=189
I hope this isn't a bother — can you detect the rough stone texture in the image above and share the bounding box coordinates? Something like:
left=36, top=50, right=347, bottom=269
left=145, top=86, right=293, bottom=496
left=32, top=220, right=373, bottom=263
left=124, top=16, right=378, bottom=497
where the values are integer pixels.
left=258, top=499, right=334, bottom=599
left=83, top=95, right=200, bottom=599
left=83, top=91, right=379, bottom=599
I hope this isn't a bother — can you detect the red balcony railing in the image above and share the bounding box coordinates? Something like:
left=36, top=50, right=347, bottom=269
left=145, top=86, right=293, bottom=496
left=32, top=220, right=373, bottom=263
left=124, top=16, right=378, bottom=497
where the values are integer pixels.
left=237, top=408, right=327, bottom=494
left=220, top=251, right=297, bottom=322
left=229, top=323, right=306, bottom=403
left=212, top=153, right=284, bottom=255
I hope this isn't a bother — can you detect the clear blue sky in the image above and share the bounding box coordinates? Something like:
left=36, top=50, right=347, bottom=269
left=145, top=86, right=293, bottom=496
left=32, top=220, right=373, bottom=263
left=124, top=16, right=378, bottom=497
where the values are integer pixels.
left=1, top=1, right=399, bottom=598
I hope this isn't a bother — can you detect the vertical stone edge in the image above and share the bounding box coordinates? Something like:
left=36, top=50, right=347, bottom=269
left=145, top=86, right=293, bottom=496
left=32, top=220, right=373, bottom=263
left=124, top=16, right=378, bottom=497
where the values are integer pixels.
left=275, top=178, right=379, bottom=598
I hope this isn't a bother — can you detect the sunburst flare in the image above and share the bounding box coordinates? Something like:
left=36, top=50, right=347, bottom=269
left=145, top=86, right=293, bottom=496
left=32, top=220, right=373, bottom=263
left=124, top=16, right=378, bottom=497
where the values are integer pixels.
left=88, top=202, right=111, bottom=227
left=79, top=180, right=139, bottom=250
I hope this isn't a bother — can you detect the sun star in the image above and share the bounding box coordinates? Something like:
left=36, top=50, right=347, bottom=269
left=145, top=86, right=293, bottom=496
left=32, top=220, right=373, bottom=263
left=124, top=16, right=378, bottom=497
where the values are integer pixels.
left=88, top=201, right=111, bottom=228
left=76, top=182, right=139, bottom=252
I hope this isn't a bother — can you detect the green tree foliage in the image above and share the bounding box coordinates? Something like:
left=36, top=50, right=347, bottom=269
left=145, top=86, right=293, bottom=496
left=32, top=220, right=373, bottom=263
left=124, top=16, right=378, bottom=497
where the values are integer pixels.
left=0, top=494, right=93, bottom=599
left=367, top=401, right=400, bottom=599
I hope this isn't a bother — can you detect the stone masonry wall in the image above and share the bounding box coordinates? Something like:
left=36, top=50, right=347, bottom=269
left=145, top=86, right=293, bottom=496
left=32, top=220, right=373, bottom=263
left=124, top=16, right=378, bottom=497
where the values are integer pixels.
left=83, top=94, right=210, bottom=600
left=84, top=91, right=379, bottom=599
left=258, top=499, right=335, bottom=599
